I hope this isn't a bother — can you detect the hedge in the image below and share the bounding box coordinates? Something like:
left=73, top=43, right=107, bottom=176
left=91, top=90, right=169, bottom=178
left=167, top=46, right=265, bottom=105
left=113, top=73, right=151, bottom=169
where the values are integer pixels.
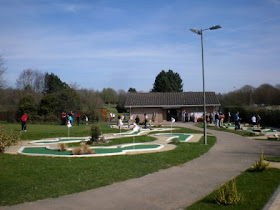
left=224, top=106, right=280, bottom=127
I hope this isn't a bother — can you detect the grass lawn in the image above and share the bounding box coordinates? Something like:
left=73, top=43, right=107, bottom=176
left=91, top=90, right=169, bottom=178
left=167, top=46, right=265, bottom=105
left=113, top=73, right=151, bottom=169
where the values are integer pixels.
left=0, top=122, right=120, bottom=140
left=265, top=157, right=280, bottom=162
left=0, top=124, right=215, bottom=206
left=186, top=168, right=280, bottom=210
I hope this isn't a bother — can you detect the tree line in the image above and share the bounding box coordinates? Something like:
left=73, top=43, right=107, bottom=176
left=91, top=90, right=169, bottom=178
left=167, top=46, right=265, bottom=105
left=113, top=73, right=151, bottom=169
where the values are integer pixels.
left=0, top=64, right=136, bottom=122
left=0, top=55, right=279, bottom=123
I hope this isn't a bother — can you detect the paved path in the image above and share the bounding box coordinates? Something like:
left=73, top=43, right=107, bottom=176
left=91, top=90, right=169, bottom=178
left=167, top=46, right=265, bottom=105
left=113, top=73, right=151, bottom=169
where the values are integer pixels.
left=1, top=123, right=280, bottom=210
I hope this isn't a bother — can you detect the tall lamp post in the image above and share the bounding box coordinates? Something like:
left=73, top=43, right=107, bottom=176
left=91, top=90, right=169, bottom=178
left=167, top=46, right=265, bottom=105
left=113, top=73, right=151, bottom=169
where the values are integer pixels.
left=189, top=25, right=221, bottom=145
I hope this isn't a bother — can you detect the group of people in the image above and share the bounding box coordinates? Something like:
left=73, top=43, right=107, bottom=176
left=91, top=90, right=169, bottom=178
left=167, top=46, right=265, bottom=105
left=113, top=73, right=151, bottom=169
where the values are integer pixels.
left=181, top=110, right=193, bottom=122
left=251, top=114, right=261, bottom=128
left=61, top=111, right=88, bottom=126
left=118, top=113, right=153, bottom=130
left=234, top=111, right=261, bottom=130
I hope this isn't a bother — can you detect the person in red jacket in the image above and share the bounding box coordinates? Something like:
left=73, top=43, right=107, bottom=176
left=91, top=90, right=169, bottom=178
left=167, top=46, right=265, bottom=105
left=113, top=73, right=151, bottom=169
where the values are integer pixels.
left=21, top=113, right=28, bottom=132
left=76, top=112, right=81, bottom=126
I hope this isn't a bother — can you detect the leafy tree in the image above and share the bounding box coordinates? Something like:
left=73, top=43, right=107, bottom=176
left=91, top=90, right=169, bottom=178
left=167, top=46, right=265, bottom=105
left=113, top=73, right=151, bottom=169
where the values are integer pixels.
left=128, top=87, right=137, bottom=92
left=39, top=88, right=80, bottom=116
left=100, top=88, right=118, bottom=104
left=43, top=73, right=69, bottom=94
left=116, top=89, right=127, bottom=113
left=16, top=94, right=38, bottom=120
left=152, top=69, right=183, bottom=92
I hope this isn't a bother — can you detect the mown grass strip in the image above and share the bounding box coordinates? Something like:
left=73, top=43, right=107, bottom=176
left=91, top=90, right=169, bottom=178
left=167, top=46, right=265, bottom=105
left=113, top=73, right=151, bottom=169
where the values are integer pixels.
left=0, top=123, right=121, bottom=140
left=186, top=168, right=280, bottom=210
left=0, top=136, right=215, bottom=206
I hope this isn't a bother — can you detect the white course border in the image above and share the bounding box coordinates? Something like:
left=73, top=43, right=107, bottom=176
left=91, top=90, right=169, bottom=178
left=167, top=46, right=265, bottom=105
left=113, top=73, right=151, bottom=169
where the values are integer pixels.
left=29, top=137, right=91, bottom=145
left=154, top=133, right=193, bottom=142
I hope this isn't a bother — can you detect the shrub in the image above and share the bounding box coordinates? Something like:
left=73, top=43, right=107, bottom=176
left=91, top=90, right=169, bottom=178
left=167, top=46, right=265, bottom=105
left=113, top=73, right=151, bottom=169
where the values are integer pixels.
left=214, top=179, right=243, bottom=205
left=250, top=150, right=269, bottom=171
left=80, top=143, right=95, bottom=154
left=0, top=125, right=20, bottom=153
left=58, top=143, right=67, bottom=151
left=71, top=147, right=81, bottom=155
left=71, top=143, right=95, bottom=155
left=90, top=125, right=101, bottom=142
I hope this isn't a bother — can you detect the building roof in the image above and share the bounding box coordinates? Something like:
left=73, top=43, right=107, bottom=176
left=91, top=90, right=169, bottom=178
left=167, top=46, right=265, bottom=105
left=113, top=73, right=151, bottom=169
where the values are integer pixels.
left=125, top=92, right=220, bottom=108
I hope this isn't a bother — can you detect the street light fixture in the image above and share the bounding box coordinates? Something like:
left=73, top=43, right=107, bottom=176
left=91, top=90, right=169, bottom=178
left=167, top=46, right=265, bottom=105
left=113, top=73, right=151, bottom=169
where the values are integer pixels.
left=189, top=25, right=221, bottom=145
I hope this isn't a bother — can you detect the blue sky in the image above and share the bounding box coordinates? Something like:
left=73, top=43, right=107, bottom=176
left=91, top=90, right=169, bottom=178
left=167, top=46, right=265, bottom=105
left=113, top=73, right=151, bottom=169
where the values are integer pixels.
left=1, top=0, right=280, bottom=93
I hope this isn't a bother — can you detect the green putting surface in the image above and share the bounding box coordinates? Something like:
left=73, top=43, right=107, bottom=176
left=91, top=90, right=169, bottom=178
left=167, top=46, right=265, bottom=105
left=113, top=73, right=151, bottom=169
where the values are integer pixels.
left=226, top=125, right=235, bottom=128
left=156, top=133, right=191, bottom=142
left=21, top=144, right=161, bottom=156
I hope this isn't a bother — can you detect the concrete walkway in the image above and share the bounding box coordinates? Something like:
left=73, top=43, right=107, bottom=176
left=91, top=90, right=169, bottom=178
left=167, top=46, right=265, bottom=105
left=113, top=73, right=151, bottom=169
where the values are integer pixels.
left=1, top=123, right=280, bottom=210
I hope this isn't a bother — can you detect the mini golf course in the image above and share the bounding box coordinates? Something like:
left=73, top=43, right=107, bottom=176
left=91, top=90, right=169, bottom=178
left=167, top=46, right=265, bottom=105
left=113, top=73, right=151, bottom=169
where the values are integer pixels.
left=17, top=129, right=194, bottom=157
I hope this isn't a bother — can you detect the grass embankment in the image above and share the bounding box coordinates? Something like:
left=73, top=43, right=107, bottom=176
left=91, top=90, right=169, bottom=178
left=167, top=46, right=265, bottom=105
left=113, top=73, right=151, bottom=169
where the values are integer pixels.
left=265, top=157, right=280, bottom=162
left=0, top=125, right=213, bottom=206
left=186, top=168, right=280, bottom=210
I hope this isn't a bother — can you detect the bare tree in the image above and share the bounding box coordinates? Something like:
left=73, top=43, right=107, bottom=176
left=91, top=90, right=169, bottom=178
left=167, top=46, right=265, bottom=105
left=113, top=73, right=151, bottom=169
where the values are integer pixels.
left=16, top=68, right=45, bottom=93
left=78, top=89, right=104, bottom=112
left=0, top=56, right=7, bottom=89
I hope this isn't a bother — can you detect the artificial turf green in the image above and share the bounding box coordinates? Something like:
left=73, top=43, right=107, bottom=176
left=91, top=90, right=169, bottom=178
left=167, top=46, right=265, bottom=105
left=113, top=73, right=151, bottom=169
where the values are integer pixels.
left=156, top=133, right=191, bottom=141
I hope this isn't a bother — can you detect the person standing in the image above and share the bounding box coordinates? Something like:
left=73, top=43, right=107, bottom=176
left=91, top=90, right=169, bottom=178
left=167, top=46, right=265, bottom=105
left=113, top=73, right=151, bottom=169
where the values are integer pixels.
left=76, top=112, right=81, bottom=126
left=251, top=115, right=256, bottom=127
left=182, top=110, right=185, bottom=122
left=234, top=111, right=241, bottom=130
left=118, top=115, right=123, bottom=130
left=61, top=112, right=67, bottom=125
left=256, top=115, right=261, bottom=128
left=85, top=116, right=89, bottom=125
left=135, top=115, right=140, bottom=125
left=215, top=112, right=220, bottom=127
left=21, top=113, right=28, bottom=132
left=185, top=112, right=189, bottom=122
left=220, top=113, right=225, bottom=127
left=68, top=114, right=73, bottom=126
left=144, top=113, right=148, bottom=128
left=209, top=113, right=213, bottom=124
left=128, top=115, right=134, bottom=128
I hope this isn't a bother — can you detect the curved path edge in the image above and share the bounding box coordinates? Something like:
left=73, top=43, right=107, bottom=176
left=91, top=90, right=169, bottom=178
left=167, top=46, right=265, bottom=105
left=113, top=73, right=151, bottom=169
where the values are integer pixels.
left=1, top=122, right=280, bottom=210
